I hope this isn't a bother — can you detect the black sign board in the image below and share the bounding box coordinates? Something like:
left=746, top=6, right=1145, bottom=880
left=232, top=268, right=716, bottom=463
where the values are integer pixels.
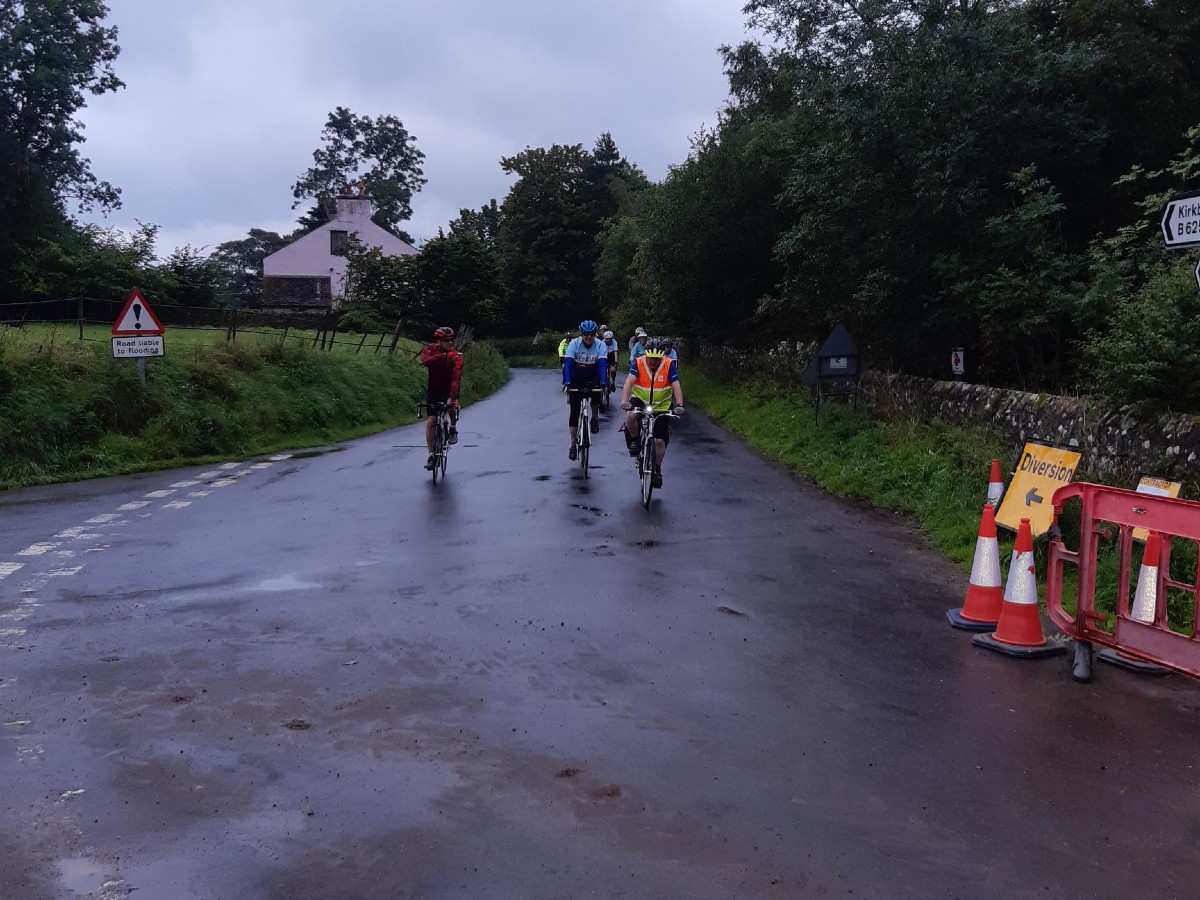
left=802, top=324, right=862, bottom=420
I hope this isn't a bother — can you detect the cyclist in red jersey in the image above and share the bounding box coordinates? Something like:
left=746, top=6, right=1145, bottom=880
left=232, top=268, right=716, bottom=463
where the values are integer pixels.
left=421, top=326, right=463, bottom=470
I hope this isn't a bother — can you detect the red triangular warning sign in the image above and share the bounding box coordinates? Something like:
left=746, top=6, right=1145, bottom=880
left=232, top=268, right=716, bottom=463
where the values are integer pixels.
left=112, top=289, right=165, bottom=336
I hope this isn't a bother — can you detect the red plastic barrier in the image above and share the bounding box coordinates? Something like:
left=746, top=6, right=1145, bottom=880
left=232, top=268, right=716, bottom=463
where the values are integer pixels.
left=1046, top=483, right=1200, bottom=678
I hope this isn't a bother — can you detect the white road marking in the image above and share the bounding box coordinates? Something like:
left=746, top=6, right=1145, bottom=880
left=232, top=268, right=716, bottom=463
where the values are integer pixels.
left=55, top=527, right=86, bottom=538
left=269, top=454, right=293, bottom=461
left=4, top=721, right=32, bottom=726
left=0, top=563, right=24, bottom=579
left=60, top=789, right=86, bottom=799
left=210, top=479, right=236, bottom=488
left=197, top=471, right=221, bottom=478
left=18, top=543, right=59, bottom=556
left=251, top=462, right=273, bottom=470
left=45, top=566, right=84, bottom=577
left=233, top=469, right=253, bottom=477
left=85, top=514, right=119, bottom=524
left=162, top=501, right=191, bottom=510
left=143, top=490, right=175, bottom=499
left=219, top=462, right=240, bottom=470
left=187, top=491, right=212, bottom=498
left=52, top=550, right=77, bottom=558
left=170, top=480, right=201, bottom=488
left=117, top=501, right=150, bottom=511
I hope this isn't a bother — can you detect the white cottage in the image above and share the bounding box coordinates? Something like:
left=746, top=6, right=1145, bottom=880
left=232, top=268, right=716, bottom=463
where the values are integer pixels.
left=260, top=194, right=417, bottom=313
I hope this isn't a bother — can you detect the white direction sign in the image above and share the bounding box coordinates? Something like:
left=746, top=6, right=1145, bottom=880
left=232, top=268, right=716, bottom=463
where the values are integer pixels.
left=112, top=335, right=164, bottom=358
left=1195, top=256, right=1200, bottom=291
left=1161, top=190, right=1200, bottom=249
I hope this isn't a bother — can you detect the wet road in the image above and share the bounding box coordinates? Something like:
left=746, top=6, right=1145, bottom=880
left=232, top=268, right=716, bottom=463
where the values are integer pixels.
left=2, top=367, right=1200, bottom=899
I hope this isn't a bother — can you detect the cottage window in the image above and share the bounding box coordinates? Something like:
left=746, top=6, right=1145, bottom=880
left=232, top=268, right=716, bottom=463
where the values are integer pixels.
left=330, top=230, right=349, bottom=256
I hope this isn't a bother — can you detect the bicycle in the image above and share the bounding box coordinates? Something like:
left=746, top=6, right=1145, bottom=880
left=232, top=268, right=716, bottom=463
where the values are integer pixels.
left=568, top=386, right=603, bottom=478
left=418, top=401, right=453, bottom=483
left=630, top=406, right=680, bottom=507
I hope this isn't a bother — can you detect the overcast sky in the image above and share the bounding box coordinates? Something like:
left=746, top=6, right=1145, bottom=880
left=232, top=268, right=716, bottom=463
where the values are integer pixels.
left=76, top=0, right=752, bottom=257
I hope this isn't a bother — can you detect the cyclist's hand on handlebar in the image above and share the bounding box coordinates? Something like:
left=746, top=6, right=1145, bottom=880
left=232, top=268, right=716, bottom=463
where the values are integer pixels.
left=562, top=385, right=569, bottom=394
left=673, top=406, right=685, bottom=416
left=620, top=401, right=632, bottom=411
left=449, top=399, right=460, bottom=409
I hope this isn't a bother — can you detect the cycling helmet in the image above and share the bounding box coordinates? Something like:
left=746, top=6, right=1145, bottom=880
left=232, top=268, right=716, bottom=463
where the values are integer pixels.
left=434, top=326, right=455, bottom=339
left=599, top=324, right=608, bottom=333
left=579, top=319, right=598, bottom=335
left=643, top=339, right=666, bottom=358
left=634, top=326, right=647, bottom=336
left=603, top=330, right=614, bottom=340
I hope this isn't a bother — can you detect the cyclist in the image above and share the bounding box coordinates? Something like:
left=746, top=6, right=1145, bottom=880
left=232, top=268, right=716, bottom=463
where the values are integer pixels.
left=630, top=331, right=648, bottom=363
left=662, top=337, right=678, bottom=361
left=602, top=330, right=619, bottom=392
left=557, top=332, right=571, bottom=370
left=562, top=319, right=609, bottom=460
left=421, top=326, right=463, bottom=470
left=628, top=326, right=646, bottom=354
left=620, top=338, right=683, bottom=488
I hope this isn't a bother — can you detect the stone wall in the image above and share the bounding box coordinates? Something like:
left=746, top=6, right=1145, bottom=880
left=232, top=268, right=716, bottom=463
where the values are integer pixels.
left=860, top=373, right=1200, bottom=489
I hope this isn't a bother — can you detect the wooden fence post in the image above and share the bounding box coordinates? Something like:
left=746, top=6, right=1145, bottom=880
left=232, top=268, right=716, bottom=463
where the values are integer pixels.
left=356, top=333, right=367, bottom=353
left=387, top=317, right=404, bottom=355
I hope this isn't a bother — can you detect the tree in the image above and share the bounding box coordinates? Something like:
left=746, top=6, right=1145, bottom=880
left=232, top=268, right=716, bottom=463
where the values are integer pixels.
left=338, top=236, right=425, bottom=334
left=0, top=0, right=124, bottom=294
left=209, top=229, right=289, bottom=306
left=498, top=143, right=598, bottom=333
left=292, top=106, right=426, bottom=234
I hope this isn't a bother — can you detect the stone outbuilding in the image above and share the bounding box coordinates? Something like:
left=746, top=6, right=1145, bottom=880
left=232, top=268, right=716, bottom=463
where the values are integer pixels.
left=260, top=192, right=417, bottom=314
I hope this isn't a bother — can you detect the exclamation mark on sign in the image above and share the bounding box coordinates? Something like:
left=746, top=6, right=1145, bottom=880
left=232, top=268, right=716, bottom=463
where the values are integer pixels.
left=133, top=303, right=142, bottom=330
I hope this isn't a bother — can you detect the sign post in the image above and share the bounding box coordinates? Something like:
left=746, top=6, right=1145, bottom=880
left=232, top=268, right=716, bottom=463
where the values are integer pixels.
left=111, top=289, right=165, bottom=384
left=951, top=348, right=965, bottom=377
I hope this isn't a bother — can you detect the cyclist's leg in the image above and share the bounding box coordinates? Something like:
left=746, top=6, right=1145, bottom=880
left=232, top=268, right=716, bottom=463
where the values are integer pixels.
left=625, top=399, right=643, bottom=453
left=589, top=388, right=601, bottom=431
left=567, top=390, right=583, bottom=456
left=653, top=415, right=671, bottom=466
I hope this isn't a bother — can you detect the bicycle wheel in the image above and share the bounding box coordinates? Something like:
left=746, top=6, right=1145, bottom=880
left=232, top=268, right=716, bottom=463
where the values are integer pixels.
left=431, top=418, right=443, bottom=484
left=640, top=430, right=654, bottom=508
left=581, top=425, right=590, bottom=478
left=439, top=419, right=450, bottom=480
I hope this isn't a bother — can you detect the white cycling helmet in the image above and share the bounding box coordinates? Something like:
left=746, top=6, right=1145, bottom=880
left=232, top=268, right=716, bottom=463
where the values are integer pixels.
left=603, top=330, right=614, bottom=339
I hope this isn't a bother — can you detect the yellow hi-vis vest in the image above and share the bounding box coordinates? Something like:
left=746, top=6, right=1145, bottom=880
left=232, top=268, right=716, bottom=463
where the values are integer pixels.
left=631, top=356, right=674, bottom=411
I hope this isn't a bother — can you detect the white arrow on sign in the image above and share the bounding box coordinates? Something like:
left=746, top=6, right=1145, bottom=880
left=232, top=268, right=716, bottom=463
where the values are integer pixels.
left=1195, top=256, right=1200, bottom=291
left=1162, top=192, right=1200, bottom=249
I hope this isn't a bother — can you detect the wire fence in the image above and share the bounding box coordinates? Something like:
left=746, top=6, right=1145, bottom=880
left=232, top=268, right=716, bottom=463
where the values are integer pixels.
left=0, top=297, right=425, bottom=357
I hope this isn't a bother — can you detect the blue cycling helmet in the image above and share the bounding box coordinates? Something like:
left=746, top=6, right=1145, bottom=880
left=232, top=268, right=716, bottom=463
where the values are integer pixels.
left=579, top=319, right=598, bottom=335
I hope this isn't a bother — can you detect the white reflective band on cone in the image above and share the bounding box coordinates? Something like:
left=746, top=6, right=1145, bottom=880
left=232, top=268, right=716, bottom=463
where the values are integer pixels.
left=1131, top=563, right=1160, bottom=623
left=987, top=484, right=1002, bottom=506
left=970, top=537, right=1001, bottom=587
left=1007, top=551, right=1038, bottom=605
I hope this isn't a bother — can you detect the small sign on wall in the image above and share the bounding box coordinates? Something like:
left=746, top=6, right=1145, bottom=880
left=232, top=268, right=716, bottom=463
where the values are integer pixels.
left=1132, top=475, right=1183, bottom=542
left=951, top=348, right=964, bottom=376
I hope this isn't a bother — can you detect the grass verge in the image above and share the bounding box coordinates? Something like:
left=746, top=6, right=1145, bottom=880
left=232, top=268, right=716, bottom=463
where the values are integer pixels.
left=0, top=330, right=507, bottom=489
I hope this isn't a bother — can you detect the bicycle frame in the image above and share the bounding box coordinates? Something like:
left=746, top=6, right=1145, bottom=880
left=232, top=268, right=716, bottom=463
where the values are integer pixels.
left=631, top=406, right=677, bottom=507
left=568, top=387, right=603, bottom=478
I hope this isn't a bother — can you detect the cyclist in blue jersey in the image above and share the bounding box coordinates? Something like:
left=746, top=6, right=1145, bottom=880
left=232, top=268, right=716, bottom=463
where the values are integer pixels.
left=562, top=319, right=609, bottom=459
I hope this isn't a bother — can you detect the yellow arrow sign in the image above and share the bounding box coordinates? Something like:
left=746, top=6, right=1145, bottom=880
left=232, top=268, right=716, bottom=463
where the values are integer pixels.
left=996, top=443, right=1082, bottom=536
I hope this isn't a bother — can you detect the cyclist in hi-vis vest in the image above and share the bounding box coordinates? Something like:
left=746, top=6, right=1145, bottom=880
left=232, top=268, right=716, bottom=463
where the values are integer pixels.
left=620, top=338, right=684, bottom=488
left=562, top=319, right=609, bottom=460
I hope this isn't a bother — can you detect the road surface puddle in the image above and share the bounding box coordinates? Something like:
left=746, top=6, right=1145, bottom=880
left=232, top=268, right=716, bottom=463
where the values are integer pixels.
left=57, top=857, right=104, bottom=894
left=254, top=574, right=320, bottom=592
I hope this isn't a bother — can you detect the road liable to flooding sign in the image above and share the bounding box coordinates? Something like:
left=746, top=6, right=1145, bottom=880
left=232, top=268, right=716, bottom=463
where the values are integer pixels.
left=112, top=335, right=164, bottom=358
left=1161, top=189, right=1200, bottom=250
left=996, top=442, right=1082, bottom=536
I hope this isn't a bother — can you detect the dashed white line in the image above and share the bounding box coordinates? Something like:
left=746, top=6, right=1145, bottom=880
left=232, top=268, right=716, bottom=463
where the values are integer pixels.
left=187, top=491, right=212, bottom=498
left=117, top=501, right=150, bottom=511
left=170, top=480, right=201, bottom=488
left=0, top=563, right=25, bottom=579
left=197, top=471, right=221, bottom=479
left=162, top=501, right=191, bottom=510
left=210, top=479, right=236, bottom=488
left=143, top=490, right=175, bottom=499
left=269, top=454, right=293, bottom=461
left=250, top=462, right=273, bottom=470
left=85, top=514, right=120, bottom=524
left=17, top=543, right=60, bottom=556
left=45, top=567, right=84, bottom=577
left=219, top=462, right=240, bottom=470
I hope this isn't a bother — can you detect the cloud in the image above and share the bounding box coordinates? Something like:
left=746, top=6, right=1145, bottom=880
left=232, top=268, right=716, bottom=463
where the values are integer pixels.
left=79, top=0, right=747, bottom=255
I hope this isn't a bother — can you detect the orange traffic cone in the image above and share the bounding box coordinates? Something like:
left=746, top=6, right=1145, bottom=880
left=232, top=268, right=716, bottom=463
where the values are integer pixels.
left=986, top=458, right=1004, bottom=508
left=947, top=505, right=1003, bottom=631
left=1098, top=531, right=1170, bottom=676
left=972, top=518, right=1066, bottom=658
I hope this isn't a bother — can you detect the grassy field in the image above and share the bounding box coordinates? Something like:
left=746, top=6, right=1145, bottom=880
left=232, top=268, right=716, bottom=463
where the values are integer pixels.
left=488, top=335, right=562, bottom=369
left=0, top=327, right=506, bottom=489
left=687, top=368, right=1196, bottom=634
left=6, top=322, right=420, bottom=358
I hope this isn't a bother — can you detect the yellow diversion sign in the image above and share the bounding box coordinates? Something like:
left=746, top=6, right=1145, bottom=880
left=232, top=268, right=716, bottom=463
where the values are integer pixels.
left=996, top=443, right=1082, bottom=536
